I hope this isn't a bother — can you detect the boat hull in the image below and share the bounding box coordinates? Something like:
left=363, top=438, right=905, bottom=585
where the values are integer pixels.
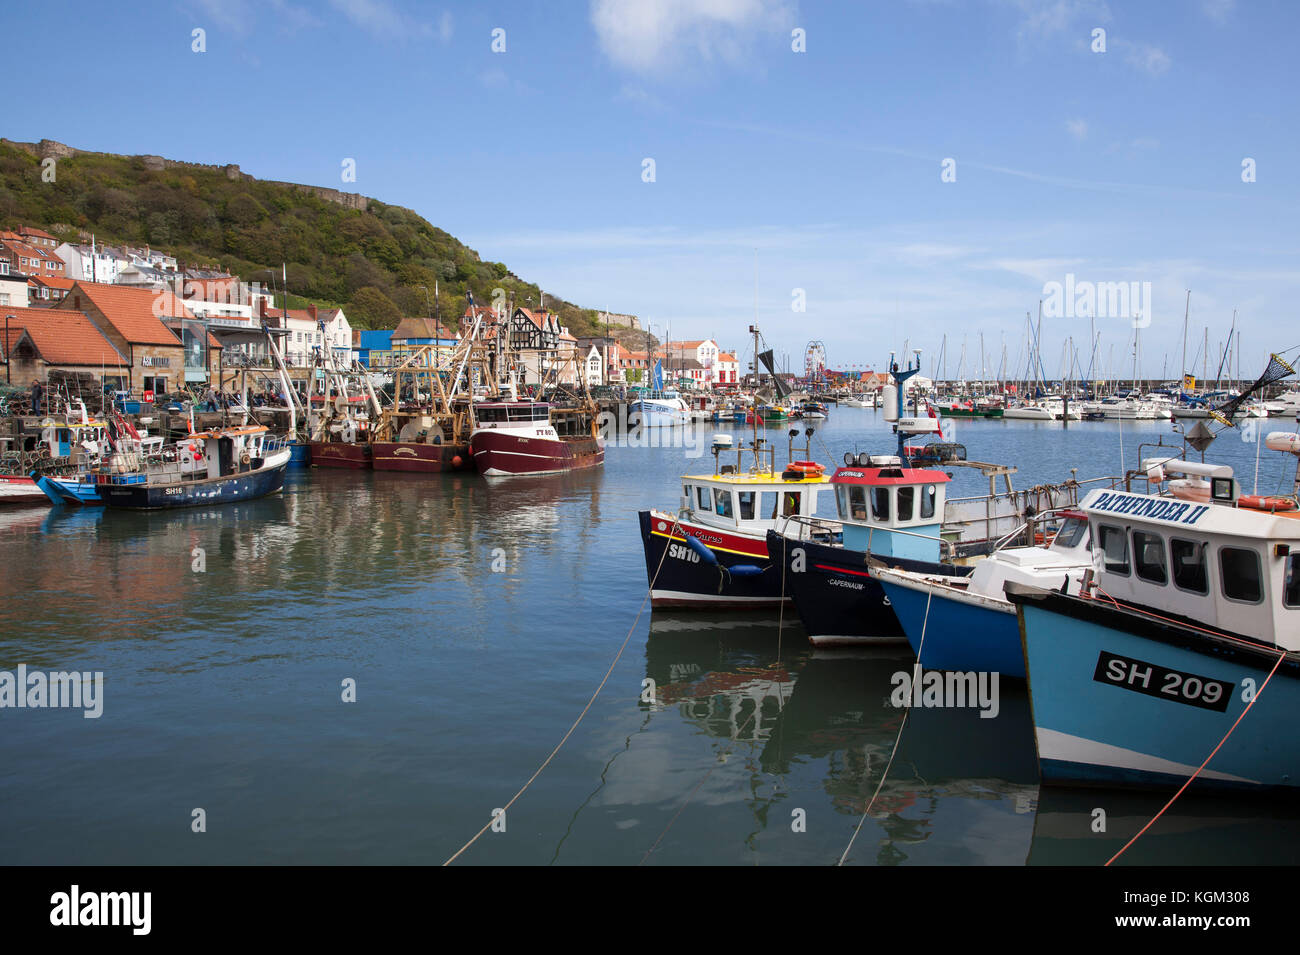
left=875, top=573, right=1024, bottom=677
left=98, top=461, right=288, bottom=510
left=639, top=510, right=786, bottom=609
left=471, top=431, right=603, bottom=477
left=37, top=475, right=104, bottom=506
left=0, top=475, right=48, bottom=505
left=766, top=532, right=970, bottom=645
left=371, top=442, right=473, bottom=473
left=1013, top=587, right=1300, bottom=792
left=309, top=441, right=371, bottom=469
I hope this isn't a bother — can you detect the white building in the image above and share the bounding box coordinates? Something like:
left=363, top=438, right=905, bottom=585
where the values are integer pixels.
left=55, top=242, right=128, bottom=284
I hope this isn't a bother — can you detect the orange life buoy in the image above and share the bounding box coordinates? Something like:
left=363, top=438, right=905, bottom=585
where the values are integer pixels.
left=787, top=460, right=824, bottom=477
left=1238, top=495, right=1297, bottom=511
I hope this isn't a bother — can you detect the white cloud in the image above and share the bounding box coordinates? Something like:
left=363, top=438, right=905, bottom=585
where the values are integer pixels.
left=1065, top=118, right=1088, bottom=141
left=326, top=0, right=439, bottom=40
left=1202, top=0, right=1234, bottom=22
left=590, top=0, right=792, bottom=75
left=1120, top=41, right=1172, bottom=75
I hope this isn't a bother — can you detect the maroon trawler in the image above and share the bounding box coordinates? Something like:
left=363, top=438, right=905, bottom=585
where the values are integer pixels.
left=470, top=401, right=603, bottom=476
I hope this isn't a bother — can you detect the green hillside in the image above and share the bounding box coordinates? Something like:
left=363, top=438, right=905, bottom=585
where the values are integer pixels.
left=0, top=139, right=617, bottom=336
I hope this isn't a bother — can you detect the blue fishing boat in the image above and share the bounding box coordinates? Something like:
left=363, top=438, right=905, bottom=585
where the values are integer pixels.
left=1008, top=432, right=1300, bottom=792
left=767, top=350, right=1082, bottom=646
left=95, top=424, right=291, bottom=510
left=870, top=508, right=1094, bottom=677
left=37, top=474, right=103, bottom=506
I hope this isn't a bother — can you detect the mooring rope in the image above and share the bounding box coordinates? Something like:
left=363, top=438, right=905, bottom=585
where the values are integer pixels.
left=1105, top=646, right=1287, bottom=866
left=442, top=511, right=683, bottom=866
left=836, top=586, right=933, bottom=866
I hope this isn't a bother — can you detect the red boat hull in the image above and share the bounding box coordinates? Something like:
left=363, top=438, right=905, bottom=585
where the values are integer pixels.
left=470, top=432, right=604, bottom=476
left=0, top=475, right=47, bottom=505
left=309, top=442, right=372, bottom=469
left=370, top=442, right=473, bottom=473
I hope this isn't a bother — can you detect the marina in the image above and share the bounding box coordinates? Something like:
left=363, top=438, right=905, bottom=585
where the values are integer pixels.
left=2, top=0, right=1296, bottom=897
left=4, top=384, right=1300, bottom=865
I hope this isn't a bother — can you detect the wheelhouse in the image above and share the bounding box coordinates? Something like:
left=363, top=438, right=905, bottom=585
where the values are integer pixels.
left=474, top=402, right=551, bottom=425
left=1080, top=483, right=1300, bottom=650
left=829, top=455, right=952, bottom=561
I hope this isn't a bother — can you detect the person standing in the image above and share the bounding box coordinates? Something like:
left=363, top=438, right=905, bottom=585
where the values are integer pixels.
left=30, top=379, right=44, bottom=415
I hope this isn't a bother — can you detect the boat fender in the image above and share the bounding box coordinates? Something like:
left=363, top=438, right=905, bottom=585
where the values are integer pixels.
left=684, top=535, right=718, bottom=565
left=240, top=451, right=251, bottom=466
left=728, top=564, right=764, bottom=576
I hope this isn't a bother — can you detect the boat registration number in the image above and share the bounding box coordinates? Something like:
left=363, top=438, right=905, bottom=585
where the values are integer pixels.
left=1092, top=650, right=1231, bottom=712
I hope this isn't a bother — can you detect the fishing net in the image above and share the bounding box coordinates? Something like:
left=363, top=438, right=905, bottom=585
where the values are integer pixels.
left=1209, top=353, right=1295, bottom=426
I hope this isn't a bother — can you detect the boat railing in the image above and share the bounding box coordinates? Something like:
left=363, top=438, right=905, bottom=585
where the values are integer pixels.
left=988, top=504, right=1087, bottom=555
left=779, top=514, right=844, bottom=543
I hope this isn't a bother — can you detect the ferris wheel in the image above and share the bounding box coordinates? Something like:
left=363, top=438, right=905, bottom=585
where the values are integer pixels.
left=804, top=340, right=827, bottom=381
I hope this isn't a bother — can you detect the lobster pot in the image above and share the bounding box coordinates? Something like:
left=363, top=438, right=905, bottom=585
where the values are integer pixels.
left=882, top=387, right=899, bottom=422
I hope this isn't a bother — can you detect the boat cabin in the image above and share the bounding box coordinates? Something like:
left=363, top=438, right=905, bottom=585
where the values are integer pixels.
left=830, top=454, right=951, bottom=561
left=1080, top=477, right=1300, bottom=650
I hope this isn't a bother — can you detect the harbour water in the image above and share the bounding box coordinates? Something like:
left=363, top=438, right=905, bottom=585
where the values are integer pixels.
left=2, top=408, right=1298, bottom=865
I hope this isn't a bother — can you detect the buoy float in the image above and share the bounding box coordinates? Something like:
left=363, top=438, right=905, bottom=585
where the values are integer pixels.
left=451, top=454, right=463, bottom=469
left=784, top=460, right=825, bottom=479
left=1238, top=495, right=1297, bottom=512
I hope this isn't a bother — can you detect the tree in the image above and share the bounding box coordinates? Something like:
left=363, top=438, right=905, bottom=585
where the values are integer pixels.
left=348, top=286, right=403, bottom=330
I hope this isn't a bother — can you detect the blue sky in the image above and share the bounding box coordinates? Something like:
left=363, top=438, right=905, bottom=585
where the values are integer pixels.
left=5, top=0, right=1297, bottom=379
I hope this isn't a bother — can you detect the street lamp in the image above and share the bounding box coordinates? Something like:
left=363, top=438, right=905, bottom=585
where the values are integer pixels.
left=4, top=313, right=11, bottom=384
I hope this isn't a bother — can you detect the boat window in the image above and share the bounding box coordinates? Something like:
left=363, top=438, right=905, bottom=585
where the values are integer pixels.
left=714, top=489, right=734, bottom=519
left=1052, top=517, right=1088, bottom=549
left=896, top=486, right=915, bottom=523
left=1285, top=554, right=1300, bottom=608
left=1220, top=546, right=1263, bottom=604
left=1170, top=539, right=1207, bottom=594
left=696, top=486, right=712, bottom=512
left=835, top=486, right=848, bottom=519
left=1099, top=524, right=1129, bottom=575
left=477, top=407, right=507, bottom=423
left=1132, top=530, right=1168, bottom=585
left=849, top=486, right=867, bottom=521
left=758, top=491, right=778, bottom=519
left=920, top=484, right=937, bottom=519
left=737, top=490, right=755, bottom=521
left=871, top=487, right=890, bottom=522
left=782, top=491, right=801, bottom=517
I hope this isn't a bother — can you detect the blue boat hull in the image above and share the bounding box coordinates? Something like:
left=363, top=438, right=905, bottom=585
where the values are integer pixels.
left=765, top=532, right=971, bottom=645
left=1013, top=587, right=1300, bottom=792
left=36, top=475, right=104, bottom=506
left=877, top=577, right=1025, bottom=677
left=98, top=463, right=287, bottom=510
left=288, top=442, right=311, bottom=467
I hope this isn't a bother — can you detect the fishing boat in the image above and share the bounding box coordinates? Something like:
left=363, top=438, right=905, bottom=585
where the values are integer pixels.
left=870, top=507, right=1094, bottom=677
left=766, top=352, right=1086, bottom=646
left=1008, top=355, right=1300, bottom=791
left=94, top=422, right=291, bottom=509
left=637, top=429, right=832, bottom=608
left=629, top=388, right=691, bottom=428
left=470, top=399, right=603, bottom=476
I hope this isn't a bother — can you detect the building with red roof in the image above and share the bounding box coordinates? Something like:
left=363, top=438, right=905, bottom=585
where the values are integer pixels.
left=55, top=282, right=190, bottom=392
left=0, top=305, right=128, bottom=389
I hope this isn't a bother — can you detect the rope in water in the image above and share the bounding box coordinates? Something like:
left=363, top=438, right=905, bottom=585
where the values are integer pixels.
left=442, top=511, right=683, bottom=866
left=836, top=585, right=932, bottom=865
left=1105, top=647, right=1287, bottom=866
left=640, top=526, right=796, bottom=864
